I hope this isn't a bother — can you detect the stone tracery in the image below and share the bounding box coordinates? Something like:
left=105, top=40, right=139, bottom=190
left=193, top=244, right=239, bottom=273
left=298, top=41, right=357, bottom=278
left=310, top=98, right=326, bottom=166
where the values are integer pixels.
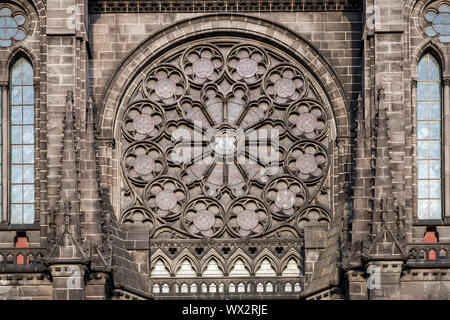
left=120, top=40, right=332, bottom=242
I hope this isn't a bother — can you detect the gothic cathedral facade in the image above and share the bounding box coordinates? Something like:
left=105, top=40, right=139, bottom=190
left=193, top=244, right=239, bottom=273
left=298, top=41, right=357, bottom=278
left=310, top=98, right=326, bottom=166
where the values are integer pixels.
left=0, top=0, right=448, bottom=300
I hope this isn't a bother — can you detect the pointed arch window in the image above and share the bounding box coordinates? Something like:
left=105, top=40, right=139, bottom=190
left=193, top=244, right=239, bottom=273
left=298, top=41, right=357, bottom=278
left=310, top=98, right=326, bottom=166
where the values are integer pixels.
left=7, top=57, right=35, bottom=225
left=417, top=53, right=442, bottom=220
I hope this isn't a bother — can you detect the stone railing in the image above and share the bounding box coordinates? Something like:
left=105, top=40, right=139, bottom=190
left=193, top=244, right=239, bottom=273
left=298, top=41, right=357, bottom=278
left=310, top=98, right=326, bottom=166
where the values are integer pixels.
left=407, top=244, right=450, bottom=266
left=0, top=248, right=47, bottom=272
left=149, top=277, right=304, bottom=298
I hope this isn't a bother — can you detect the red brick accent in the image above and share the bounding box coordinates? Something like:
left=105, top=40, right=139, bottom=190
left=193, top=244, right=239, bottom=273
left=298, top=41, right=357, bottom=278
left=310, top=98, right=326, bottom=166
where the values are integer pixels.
left=15, top=237, right=29, bottom=265
left=424, top=231, right=438, bottom=260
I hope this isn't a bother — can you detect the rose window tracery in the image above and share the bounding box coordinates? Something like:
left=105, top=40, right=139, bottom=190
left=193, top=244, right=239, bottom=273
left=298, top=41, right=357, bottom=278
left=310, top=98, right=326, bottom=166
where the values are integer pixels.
left=145, top=177, right=187, bottom=220
left=227, top=45, right=269, bottom=85
left=0, top=6, right=27, bottom=47
left=144, top=65, right=186, bottom=105
left=120, top=39, right=332, bottom=241
left=423, top=2, right=450, bottom=43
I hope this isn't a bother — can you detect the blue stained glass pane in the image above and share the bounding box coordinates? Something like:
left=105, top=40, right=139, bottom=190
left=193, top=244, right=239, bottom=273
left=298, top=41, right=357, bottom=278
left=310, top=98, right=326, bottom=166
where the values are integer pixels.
left=5, top=28, right=16, bottom=39
left=23, top=185, right=34, bottom=203
left=22, top=106, right=33, bottom=124
left=22, top=145, right=34, bottom=163
left=430, top=160, right=441, bottom=178
left=11, top=165, right=22, bottom=183
left=418, top=180, right=429, bottom=198
left=435, top=13, right=449, bottom=23
left=418, top=160, right=429, bottom=179
left=417, top=59, right=428, bottom=79
left=11, top=146, right=22, bottom=164
left=0, top=8, right=12, bottom=17
left=429, top=141, right=441, bottom=159
left=439, top=4, right=450, bottom=12
left=13, top=29, right=25, bottom=41
left=14, top=15, right=25, bottom=26
left=11, top=86, right=22, bottom=105
left=417, top=82, right=428, bottom=99
left=0, top=39, right=11, bottom=47
left=23, top=205, right=34, bottom=224
left=22, top=126, right=34, bottom=144
left=417, top=102, right=428, bottom=120
left=22, top=165, right=34, bottom=183
left=429, top=180, right=441, bottom=198
left=429, top=83, right=441, bottom=99
left=11, top=106, right=22, bottom=124
left=418, top=200, right=429, bottom=219
left=11, top=63, right=22, bottom=85
left=425, top=26, right=437, bottom=37
left=429, top=200, right=442, bottom=219
left=5, top=16, right=15, bottom=28
left=10, top=205, right=22, bottom=224
left=429, top=121, right=440, bottom=139
left=0, top=28, right=6, bottom=39
left=417, top=141, right=429, bottom=159
left=22, top=62, right=33, bottom=85
left=439, top=35, right=450, bottom=42
left=429, top=102, right=441, bottom=119
left=429, top=61, right=440, bottom=80
left=11, top=185, right=22, bottom=203
left=417, top=122, right=429, bottom=139
left=11, top=126, right=22, bottom=144
left=23, top=86, right=33, bottom=104
left=425, top=11, right=437, bottom=22
left=434, top=24, right=446, bottom=34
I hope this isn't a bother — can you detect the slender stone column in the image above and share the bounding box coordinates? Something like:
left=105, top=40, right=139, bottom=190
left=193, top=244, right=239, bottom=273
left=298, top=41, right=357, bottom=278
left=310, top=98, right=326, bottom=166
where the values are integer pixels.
left=411, top=79, right=418, bottom=220
left=444, top=79, right=450, bottom=218
left=0, top=81, right=8, bottom=223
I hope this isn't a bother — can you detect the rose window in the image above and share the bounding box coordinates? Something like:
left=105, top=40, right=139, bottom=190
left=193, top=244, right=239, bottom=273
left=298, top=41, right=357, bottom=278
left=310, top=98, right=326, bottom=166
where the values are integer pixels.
left=120, top=40, right=332, bottom=241
left=0, top=6, right=27, bottom=47
left=424, top=3, right=450, bottom=43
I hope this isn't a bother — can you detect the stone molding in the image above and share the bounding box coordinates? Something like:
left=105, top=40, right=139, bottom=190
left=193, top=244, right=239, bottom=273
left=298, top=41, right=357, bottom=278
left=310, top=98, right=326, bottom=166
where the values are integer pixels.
left=89, top=0, right=362, bottom=13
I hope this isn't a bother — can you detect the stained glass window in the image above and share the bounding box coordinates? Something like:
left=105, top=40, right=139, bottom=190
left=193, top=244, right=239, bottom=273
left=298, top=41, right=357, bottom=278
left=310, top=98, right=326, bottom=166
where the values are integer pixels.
left=424, top=3, right=450, bottom=43
left=0, top=7, right=26, bottom=47
left=9, top=57, right=34, bottom=224
left=417, top=53, right=442, bottom=220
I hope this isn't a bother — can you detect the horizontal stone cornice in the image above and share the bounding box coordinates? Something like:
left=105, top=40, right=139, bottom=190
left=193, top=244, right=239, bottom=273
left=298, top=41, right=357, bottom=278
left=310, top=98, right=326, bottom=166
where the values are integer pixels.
left=88, top=0, right=362, bottom=13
